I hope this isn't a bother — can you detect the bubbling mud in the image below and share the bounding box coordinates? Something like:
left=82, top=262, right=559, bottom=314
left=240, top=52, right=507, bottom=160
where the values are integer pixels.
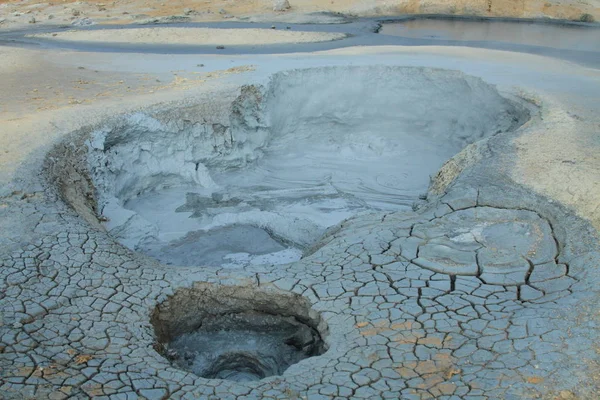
left=151, top=285, right=327, bottom=382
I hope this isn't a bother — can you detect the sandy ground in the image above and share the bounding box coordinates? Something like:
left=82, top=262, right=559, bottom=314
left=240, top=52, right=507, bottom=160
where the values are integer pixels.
left=512, top=95, right=600, bottom=233
left=0, top=45, right=255, bottom=186
left=0, top=46, right=255, bottom=118
left=0, top=0, right=598, bottom=30
left=25, top=27, right=347, bottom=45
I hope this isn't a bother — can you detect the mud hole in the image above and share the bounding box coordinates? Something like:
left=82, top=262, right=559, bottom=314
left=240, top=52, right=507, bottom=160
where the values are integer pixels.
left=151, top=284, right=327, bottom=381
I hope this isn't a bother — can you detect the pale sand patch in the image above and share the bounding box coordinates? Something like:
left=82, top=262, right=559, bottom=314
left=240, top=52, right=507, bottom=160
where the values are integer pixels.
left=0, top=46, right=255, bottom=184
left=512, top=94, right=600, bottom=230
left=26, top=27, right=347, bottom=46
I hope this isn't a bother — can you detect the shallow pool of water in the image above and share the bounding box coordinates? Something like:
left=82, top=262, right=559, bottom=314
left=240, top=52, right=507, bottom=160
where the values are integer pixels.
left=380, top=19, right=600, bottom=52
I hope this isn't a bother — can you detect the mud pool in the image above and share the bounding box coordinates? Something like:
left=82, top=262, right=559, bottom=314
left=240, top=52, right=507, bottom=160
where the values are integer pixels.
left=151, top=285, right=327, bottom=382
left=91, top=66, right=527, bottom=267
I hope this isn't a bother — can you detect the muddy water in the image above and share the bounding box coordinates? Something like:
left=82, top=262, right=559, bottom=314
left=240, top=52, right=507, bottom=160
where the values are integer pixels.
left=380, top=19, right=600, bottom=52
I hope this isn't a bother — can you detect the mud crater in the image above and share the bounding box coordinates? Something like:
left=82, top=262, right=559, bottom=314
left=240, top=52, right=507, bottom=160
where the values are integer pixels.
left=76, top=66, right=529, bottom=267
left=151, top=285, right=327, bottom=382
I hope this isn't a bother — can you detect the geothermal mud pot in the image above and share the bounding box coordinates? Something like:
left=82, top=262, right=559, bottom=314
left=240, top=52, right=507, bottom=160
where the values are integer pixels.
left=3, top=66, right=600, bottom=399
left=87, top=66, right=526, bottom=268
left=151, top=286, right=327, bottom=382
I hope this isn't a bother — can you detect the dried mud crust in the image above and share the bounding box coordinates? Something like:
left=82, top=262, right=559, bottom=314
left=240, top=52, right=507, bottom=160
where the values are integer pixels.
left=2, top=181, right=600, bottom=399
left=2, top=70, right=600, bottom=399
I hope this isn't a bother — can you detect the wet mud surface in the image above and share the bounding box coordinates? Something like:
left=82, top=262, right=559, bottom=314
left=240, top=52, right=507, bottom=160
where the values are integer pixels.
left=92, top=67, right=528, bottom=268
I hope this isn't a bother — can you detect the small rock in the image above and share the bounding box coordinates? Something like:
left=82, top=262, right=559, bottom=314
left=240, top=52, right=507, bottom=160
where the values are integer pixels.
left=71, top=17, right=94, bottom=26
left=271, top=25, right=276, bottom=29
left=216, top=45, right=225, bottom=50
left=71, top=9, right=80, bottom=16
left=12, top=12, right=21, bottom=17
left=143, top=15, right=189, bottom=24
left=183, top=8, right=195, bottom=15
left=0, top=18, right=5, bottom=25
left=197, top=64, right=204, bottom=67
left=48, top=14, right=54, bottom=20
left=28, top=17, right=36, bottom=24
left=218, top=8, right=227, bottom=14
left=273, top=0, right=291, bottom=12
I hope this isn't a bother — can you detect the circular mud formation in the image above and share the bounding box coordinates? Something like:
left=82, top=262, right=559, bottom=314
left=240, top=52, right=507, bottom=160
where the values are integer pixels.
left=151, top=285, right=327, bottom=382
left=75, top=66, right=528, bottom=268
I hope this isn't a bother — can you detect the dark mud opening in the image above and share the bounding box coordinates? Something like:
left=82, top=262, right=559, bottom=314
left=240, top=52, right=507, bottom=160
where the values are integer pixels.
left=151, top=284, right=328, bottom=382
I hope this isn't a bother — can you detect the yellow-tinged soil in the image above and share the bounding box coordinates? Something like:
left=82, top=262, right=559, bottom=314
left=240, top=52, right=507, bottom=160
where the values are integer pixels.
left=0, top=0, right=598, bottom=29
